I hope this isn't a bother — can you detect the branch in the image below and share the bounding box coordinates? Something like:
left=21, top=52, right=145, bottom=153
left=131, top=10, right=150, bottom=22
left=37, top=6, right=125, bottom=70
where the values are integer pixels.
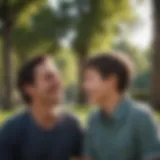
left=0, top=0, right=9, bottom=22
left=12, top=0, right=38, bottom=21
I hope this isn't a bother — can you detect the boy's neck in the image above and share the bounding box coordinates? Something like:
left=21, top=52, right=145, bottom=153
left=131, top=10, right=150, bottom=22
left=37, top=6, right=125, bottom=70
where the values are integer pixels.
left=102, top=92, right=123, bottom=115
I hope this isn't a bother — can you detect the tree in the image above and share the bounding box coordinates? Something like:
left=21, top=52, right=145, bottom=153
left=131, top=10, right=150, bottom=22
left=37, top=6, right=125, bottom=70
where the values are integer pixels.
left=0, top=0, right=46, bottom=109
left=151, top=0, right=160, bottom=111
left=69, top=0, right=133, bottom=103
left=13, top=6, right=59, bottom=62
left=13, top=2, right=73, bottom=62
left=114, top=40, right=149, bottom=73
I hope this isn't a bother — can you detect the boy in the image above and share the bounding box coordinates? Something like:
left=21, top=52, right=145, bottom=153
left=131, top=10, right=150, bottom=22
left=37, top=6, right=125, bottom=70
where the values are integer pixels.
left=83, top=53, right=160, bottom=160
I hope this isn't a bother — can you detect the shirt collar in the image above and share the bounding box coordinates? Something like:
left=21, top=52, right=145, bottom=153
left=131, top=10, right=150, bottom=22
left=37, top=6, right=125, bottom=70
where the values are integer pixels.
left=100, top=96, right=131, bottom=122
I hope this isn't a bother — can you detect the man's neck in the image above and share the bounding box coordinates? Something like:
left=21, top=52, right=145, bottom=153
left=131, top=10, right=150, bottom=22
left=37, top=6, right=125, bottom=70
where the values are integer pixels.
left=102, top=93, right=123, bottom=115
left=29, top=102, right=58, bottom=129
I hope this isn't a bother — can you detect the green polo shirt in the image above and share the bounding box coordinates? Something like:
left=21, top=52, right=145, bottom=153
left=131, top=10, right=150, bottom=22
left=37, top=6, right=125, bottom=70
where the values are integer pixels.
left=84, top=97, right=160, bottom=160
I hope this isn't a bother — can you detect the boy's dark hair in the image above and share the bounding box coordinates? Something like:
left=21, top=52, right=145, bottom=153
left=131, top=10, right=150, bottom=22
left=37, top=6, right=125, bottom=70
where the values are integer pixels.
left=17, top=55, right=48, bottom=104
left=85, top=52, right=134, bottom=93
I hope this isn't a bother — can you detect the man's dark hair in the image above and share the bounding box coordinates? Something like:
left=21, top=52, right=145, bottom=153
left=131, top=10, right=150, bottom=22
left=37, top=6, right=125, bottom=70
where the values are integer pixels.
left=17, top=55, right=48, bottom=104
left=85, top=52, right=133, bottom=93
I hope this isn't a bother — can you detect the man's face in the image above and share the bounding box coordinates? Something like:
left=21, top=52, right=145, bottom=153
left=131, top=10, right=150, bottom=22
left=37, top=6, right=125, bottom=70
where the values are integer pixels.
left=27, top=58, right=63, bottom=105
left=83, top=68, right=117, bottom=105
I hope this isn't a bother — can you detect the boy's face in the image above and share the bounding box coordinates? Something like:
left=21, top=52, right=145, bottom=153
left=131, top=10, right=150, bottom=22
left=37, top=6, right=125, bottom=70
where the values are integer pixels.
left=83, top=68, right=118, bottom=105
left=25, top=58, right=63, bottom=105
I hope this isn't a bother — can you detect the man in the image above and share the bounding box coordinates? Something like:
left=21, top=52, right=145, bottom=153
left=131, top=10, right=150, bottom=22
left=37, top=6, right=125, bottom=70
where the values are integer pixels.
left=83, top=53, right=160, bottom=160
left=0, top=55, right=83, bottom=160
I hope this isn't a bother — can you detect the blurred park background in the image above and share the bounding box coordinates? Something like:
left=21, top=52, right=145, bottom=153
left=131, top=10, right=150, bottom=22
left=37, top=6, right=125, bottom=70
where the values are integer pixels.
left=0, top=0, right=160, bottom=125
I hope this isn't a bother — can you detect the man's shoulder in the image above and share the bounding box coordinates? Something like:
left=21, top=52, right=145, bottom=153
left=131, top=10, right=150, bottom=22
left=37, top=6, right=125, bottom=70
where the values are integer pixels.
left=0, top=111, right=29, bottom=143
left=59, top=111, right=82, bottom=128
left=0, top=111, right=28, bottom=133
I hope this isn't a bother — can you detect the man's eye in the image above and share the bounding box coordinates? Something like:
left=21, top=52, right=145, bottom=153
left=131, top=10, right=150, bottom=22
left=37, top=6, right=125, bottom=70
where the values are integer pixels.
left=45, top=73, right=54, bottom=80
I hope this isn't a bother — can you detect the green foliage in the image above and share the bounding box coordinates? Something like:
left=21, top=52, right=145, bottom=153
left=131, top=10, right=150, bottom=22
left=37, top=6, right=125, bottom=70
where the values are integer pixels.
left=13, top=6, right=58, bottom=61
left=114, top=40, right=149, bottom=73
left=0, top=0, right=48, bottom=62
left=131, top=70, right=151, bottom=102
left=131, top=90, right=150, bottom=102
left=133, top=70, right=151, bottom=89
left=0, top=1, right=46, bottom=29
left=54, top=48, right=78, bottom=86
left=72, top=0, right=133, bottom=54
left=9, top=0, right=46, bottom=26
left=13, top=4, right=73, bottom=62
left=65, top=83, right=78, bottom=102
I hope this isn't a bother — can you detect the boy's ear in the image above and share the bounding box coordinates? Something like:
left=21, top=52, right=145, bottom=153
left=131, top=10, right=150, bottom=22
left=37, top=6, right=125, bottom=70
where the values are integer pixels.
left=104, top=74, right=118, bottom=86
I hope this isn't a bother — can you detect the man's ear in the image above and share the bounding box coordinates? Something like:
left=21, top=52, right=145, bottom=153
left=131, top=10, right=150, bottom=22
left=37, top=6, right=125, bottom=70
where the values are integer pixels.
left=23, top=84, right=34, bottom=97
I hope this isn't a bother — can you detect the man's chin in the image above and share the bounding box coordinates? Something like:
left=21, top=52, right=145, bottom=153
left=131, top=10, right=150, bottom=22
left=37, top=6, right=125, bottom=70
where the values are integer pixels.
left=47, top=98, right=61, bottom=105
left=87, top=98, right=99, bottom=105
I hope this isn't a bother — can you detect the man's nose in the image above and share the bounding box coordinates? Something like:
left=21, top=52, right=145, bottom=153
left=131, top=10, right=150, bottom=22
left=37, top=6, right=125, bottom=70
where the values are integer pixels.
left=53, top=77, right=61, bottom=86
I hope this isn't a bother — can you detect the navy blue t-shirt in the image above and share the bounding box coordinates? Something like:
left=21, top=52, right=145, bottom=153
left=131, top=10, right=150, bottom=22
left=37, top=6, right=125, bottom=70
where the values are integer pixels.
left=0, top=111, right=83, bottom=160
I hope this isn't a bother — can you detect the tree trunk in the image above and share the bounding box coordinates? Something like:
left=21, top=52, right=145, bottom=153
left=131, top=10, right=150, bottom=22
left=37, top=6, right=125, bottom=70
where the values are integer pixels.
left=77, top=53, right=87, bottom=105
left=151, top=0, right=160, bottom=111
left=2, top=22, right=13, bottom=110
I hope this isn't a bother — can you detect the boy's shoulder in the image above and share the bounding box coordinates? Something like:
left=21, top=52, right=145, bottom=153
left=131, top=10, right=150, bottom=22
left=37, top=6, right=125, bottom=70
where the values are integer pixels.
left=130, top=101, right=154, bottom=118
left=87, top=100, right=155, bottom=124
left=128, top=100, right=157, bottom=127
left=86, top=109, right=101, bottom=127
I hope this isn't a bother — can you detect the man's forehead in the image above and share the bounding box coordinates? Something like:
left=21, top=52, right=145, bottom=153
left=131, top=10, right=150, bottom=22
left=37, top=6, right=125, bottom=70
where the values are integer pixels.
left=85, top=68, right=100, bottom=75
left=36, top=59, right=58, bottom=73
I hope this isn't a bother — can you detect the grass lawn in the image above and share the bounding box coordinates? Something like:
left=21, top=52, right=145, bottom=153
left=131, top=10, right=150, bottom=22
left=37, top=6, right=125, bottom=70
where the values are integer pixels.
left=155, top=112, right=160, bottom=122
left=0, top=105, right=160, bottom=127
left=0, top=111, right=14, bottom=125
left=0, top=106, right=90, bottom=126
